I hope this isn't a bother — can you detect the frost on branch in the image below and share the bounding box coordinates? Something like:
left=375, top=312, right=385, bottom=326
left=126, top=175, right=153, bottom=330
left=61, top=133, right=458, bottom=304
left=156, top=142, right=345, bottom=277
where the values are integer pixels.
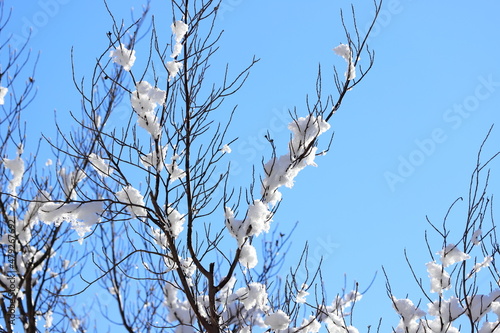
left=109, top=43, right=136, bottom=71
left=333, top=43, right=356, bottom=80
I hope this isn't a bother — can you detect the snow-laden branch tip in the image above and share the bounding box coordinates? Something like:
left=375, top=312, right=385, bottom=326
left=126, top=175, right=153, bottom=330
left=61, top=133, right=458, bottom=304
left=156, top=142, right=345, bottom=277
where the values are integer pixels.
left=239, top=243, right=258, bottom=269
left=109, top=43, right=136, bottom=71
left=262, top=114, right=330, bottom=205
left=221, top=144, right=232, bottom=154
left=333, top=43, right=356, bottom=80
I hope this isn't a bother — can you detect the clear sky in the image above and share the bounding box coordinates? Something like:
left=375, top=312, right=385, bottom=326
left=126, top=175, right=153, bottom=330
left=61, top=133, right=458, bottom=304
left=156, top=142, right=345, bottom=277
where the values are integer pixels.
left=4, top=0, right=500, bottom=331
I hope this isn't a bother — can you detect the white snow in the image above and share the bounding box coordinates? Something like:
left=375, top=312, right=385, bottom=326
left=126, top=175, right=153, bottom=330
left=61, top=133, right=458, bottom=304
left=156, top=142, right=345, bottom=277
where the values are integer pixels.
left=166, top=60, right=183, bottom=81
left=89, top=153, right=113, bottom=177
left=2, top=147, right=25, bottom=197
left=468, top=256, right=493, bottom=278
left=171, top=20, right=188, bottom=43
left=262, top=114, right=330, bottom=205
left=438, top=243, right=470, bottom=267
left=221, top=144, right=232, bottom=154
left=109, top=43, right=136, bottom=71
left=0, top=86, right=8, bottom=105
left=392, top=297, right=426, bottom=328
left=58, top=167, right=86, bottom=200
left=44, top=309, right=53, bottom=329
left=130, top=81, right=166, bottom=138
left=115, top=185, right=147, bottom=219
left=472, top=229, right=483, bottom=245
left=264, top=310, right=290, bottom=330
left=170, top=20, right=188, bottom=58
left=225, top=200, right=272, bottom=245
left=166, top=156, right=186, bottom=182
left=137, top=112, right=162, bottom=138
left=239, top=243, right=258, bottom=269
left=333, top=43, right=356, bottom=80
left=235, top=282, right=269, bottom=311
left=140, top=144, right=168, bottom=171
left=166, top=205, right=185, bottom=238
left=296, top=284, right=309, bottom=304
left=70, top=318, right=81, bottom=332
left=299, top=316, right=321, bottom=333
left=426, top=261, right=451, bottom=293
left=466, top=290, right=500, bottom=323
left=171, top=42, right=183, bottom=58
left=39, top=201, right=103, bottom=243
left=427, top=296, right=463, bottom=324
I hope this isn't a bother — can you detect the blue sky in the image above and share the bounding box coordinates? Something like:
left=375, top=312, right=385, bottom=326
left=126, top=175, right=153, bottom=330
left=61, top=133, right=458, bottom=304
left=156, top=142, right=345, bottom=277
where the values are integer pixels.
left=5, top=0, right=500, bottom=331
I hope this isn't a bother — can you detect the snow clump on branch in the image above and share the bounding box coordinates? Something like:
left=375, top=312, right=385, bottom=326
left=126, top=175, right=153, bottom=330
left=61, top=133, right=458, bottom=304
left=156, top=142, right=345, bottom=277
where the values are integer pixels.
left=2, top=145, right=25, bottom=198
left=167, top=20, right=188, bottom=80
left=333, top=43, right=356, bottom=80
left=130, top=81, right=166, bottom=138
left=109, top=43, right=136, bottom=71
left=115, top=185, right=147, bottom=219
left=392, top=238, right=500, bottom=333
left=0, top=86, right=8, bottom=105
left=261, top=114, right=330, bottom=205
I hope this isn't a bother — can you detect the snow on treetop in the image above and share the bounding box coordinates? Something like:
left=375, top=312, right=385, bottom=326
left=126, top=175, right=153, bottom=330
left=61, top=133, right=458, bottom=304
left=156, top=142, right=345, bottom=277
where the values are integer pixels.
left=109, top=43, right=136, bottom=71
